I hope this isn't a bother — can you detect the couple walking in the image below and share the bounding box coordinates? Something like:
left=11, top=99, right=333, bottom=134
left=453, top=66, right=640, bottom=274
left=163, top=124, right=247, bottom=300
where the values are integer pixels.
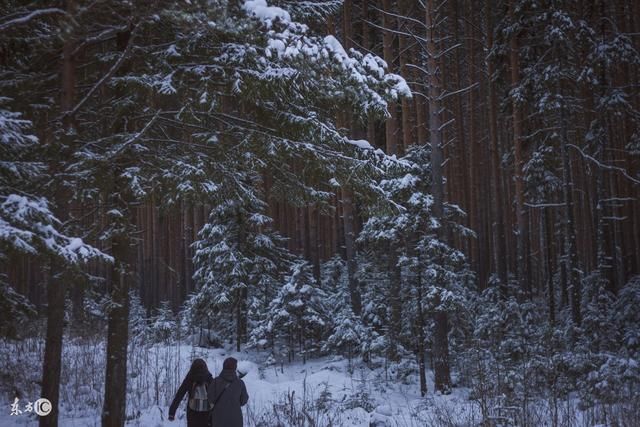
left=169, top=357, right=248, bottom=427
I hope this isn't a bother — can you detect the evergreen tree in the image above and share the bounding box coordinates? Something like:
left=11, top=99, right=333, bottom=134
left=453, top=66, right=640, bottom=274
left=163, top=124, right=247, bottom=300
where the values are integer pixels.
left=321, top=256, right=379, bottom=364
left=0, top=102, right=104, bottom=264
left=253, top=260, right=329, bottom=363
left=149, top=301, right=177, bottom=343
left=190, top=191, right=292, bottom=351
left=359, top=144, right=472, bottom=394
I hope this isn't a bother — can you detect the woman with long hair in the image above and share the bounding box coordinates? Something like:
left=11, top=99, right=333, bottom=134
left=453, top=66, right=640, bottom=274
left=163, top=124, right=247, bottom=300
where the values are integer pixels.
left=168, top=358, right=213, bottom=426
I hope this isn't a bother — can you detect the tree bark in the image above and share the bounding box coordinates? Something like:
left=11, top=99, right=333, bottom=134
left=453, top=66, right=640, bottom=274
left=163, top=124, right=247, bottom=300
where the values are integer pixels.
left=425, top=0, right=451, bottom=394
left=388, top=249, right=401, bottom=361
left=308, top=204, right=320, bottom=281
left=485, top=0, right=508, bottom=292
left=398, top=0, right=413, bottom=154
left=40, top=267, right=66, bottom=427
left=508, top=0, right=530, bottom=295
left=363, top=0, right=377, bottom=147
left=41, top=7, right=76, bottom=423
left=559, top=101, right=581, bottom=326
left=382, top=0, right=399, bottom=156
left=102, top=235, right=130, bottom=427
left=416, top=268, right=427, bottom=396
left=102, top=28, right=134, bottom=427
left=342, top=187, right=362, bottom=316
left=543, top=208, right=556, bottom=325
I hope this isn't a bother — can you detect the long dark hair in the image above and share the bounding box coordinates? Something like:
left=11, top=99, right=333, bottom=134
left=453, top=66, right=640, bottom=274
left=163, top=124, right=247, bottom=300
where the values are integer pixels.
left=188, top=358, right=210, bottom=384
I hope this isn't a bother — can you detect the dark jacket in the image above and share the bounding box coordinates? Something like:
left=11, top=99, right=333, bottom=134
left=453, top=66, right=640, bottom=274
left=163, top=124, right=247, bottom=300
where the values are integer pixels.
left=169, top=369, right=213, bottom=427
left=208, top=369, right=249, bottom=427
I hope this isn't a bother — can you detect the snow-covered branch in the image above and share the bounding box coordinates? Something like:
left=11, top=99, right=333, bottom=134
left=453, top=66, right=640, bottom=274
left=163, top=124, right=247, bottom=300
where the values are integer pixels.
left=0, top=8, right=68, bottom=31
left=568, top=143, right=640, bottom=185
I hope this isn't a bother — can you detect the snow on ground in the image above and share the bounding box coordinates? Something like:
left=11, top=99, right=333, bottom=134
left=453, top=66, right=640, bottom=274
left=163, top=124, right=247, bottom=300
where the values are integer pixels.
left=0, top=344, right=476, bottom=426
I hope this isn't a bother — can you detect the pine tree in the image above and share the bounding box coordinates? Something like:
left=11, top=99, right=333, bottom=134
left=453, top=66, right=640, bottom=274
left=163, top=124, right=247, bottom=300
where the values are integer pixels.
left=615, top=276, right=640, bottom=359
left=0, top=102, right=104, bottom=264
left=359, top=143, right=472, bottom=394
left=149, top=301, right=177, bottom=343
left=321, top=256, right=376, bottom=364
left=190, top=193, right=292, bottom=351
left=1, top=28, right=106, bottom=423
left=253, top=260, right=329, bottom=363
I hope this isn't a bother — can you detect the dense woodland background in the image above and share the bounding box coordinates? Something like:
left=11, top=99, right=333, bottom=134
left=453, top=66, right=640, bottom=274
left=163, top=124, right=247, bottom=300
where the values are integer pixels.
left=1, top=0, right=639, bottom=426
left=6, top=0, right=640, bottom=314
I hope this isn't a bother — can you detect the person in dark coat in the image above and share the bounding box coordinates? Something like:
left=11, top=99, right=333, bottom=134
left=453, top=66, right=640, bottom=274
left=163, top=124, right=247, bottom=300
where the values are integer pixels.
left=169, top=358, right=213, bottom=426
left=208, top=357, right=249, bottom=427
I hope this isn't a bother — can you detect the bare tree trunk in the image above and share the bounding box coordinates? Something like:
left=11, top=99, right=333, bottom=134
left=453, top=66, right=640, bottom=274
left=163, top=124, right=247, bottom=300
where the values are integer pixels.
left=236, top=295, right=242, bottom=352
left=425, top=0, right=451, bottom=394
left=594, top=1, right=617, bottom=294
left=342, top=187, right=362, bottom=316
left=40, top=267, right=65, bottom=427
left=363, top=0, right=377, bottom=147
left=398, top=0, right=413, bottom=154
left=559, top=99, right=581, bottom=326
left=308, top=204, right=320, bottom=281
left=450, top=0, right=471, bottom=251
left=416, top=267, right=427, bottom=396
left=382, top=0, right=399, bottom=155
left=102, top=28, right=134, bottom=427
left=508, top=0, right=530, bottom=295
left=543, top=208, right=556, bottom=325
left=102, top=230, right=131, bottom=427
left=237, top=207, right=248, bottom=350
left=388, top=250, right=401, bottom=361
left=485, top=0, right=508, bottom=292
left=41, top=8, right=76, bottom=423
left=335, top=8, right=362, bottom=316
left=465, top=34, right=479, bottom=285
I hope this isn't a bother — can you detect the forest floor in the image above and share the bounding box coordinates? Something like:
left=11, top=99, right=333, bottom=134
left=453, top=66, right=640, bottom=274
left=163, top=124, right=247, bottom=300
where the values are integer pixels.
left=0, top=342, right=481, bottom=426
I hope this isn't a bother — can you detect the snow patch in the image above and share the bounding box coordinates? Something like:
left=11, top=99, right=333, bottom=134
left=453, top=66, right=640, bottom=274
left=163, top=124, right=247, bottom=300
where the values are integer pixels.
left=324, top=35, right=348, bottom=59
left=348, top=139, right=374, bottom=150
left=243, top=0, right=291, bottom=27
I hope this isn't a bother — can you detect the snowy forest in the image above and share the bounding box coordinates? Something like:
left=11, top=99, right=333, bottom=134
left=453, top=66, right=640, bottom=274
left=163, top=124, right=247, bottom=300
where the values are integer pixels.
left=1, top=0, right=639, bottom=426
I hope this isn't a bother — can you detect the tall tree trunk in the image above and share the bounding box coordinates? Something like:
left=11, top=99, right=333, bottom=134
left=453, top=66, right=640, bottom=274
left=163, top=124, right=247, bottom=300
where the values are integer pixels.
left=238, top=207, right=248, bottom=350
left=363, top=0, right=377, bottom=147
left=41, top=7, right=76, bottom=423
left=102, top=28, right=134, bottom=427
left=559, top=99, right=581, bottom=326
left=425, top=0, right=451, bottom=394
left=236, top=294, right=243, bottom=352
left=416, top=266, right=427, bottom=396
left=485, top=0, right=508, bottom=291
left=388, top=249, right=401, bottom=361
left=594, top=0, right=617, bottom=293
left=543, top=208, right=556, bottom=325
left=450, top=0, right=471, bottom=249
left=102, top=230, right=131, bottom=427
left=40, top=267, right=66, bottom=427
left=336, top=6, right=362, bottom=317
left=508, top=0, right=530, bottom=295
left=382, top=0, right=399, bottom=155
left=342, top=187, right=362, bottom=316
left=465, top=30, right=479, bottom=285
left=308, top=204, right=320, bottom=281
left=398, top=0, right=413, bottom=154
